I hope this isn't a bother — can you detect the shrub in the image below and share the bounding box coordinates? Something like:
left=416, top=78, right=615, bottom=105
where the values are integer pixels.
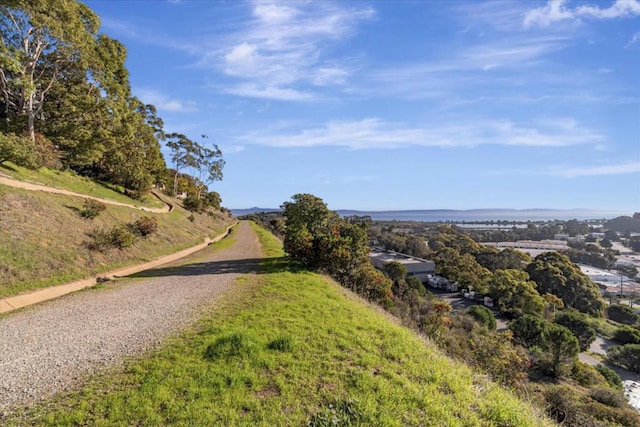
left=543, top=385, right=591, bottom=426
left=467, top=305, right=497, bottom=330
left=614, top=325, right=640, bottom=345
left=129, top=216, right=158, bottom=237
left=0, top=132, right=37, bottom=167
left=406, top=275, right=427, bottom=296
left=108, top=225, right=136, bottom=250
left=509, top=314, right=547, bottom=348
left=589, top=387, right=626, bottom=408
left=607, top=304, right=639, bottom=325
left=183, top=195, right=202, bottom=212
left=554, top=310, right=597, bottom=351
left=89, top=225, right=136, bottom=251
left=80, top=199, right=107, bottom=219
left=596, top=364, right=623, bottom=390
left=570, top=361, right=605, bottom=387
left=88, top=228, right=112, bottom=251
left=607, top=344, right=640, bottom=374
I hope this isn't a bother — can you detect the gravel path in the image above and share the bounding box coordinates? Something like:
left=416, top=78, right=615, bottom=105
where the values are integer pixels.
left=0, top=221, right=261, bottom=413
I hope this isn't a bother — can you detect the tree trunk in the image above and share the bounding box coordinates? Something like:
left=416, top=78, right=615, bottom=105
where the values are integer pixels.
left=27, top=93, right=35, bottom=143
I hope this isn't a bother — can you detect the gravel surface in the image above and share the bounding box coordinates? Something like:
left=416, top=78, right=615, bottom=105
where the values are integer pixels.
left=0, top=221, right=261, bottom=413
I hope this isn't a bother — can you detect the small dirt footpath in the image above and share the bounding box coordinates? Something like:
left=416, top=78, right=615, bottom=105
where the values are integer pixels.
left=0, top=221, right=262, bottom=414
left=0, top=174, right=172, bottom=213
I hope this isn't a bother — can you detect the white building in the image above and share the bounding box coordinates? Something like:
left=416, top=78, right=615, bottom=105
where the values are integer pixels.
left=369, top=248, right=435, bottom=282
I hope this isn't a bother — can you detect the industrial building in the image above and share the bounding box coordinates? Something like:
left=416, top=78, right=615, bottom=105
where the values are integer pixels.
left=369, top=248, right=435, bottom=282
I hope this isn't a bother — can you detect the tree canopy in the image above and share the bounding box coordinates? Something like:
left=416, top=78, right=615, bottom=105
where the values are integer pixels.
left=0, top=0, right=224, bottom=200
left=526, top=252, right=605, bottom=317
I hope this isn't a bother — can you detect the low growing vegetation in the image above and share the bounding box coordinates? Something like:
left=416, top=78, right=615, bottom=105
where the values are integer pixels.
left=14, top=224, right=551, bottom=426
left=79, top=199, right=106, bottom=219
left=0, top=185, right=233, bottom=298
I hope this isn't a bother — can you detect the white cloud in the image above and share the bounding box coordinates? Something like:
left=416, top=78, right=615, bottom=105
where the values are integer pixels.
left=577, top=0, right=640, bottom=19
left=626, top=32, right=640, bottom=47
left=524, top=0, right=574, bottom=28
left=524, top=0, right=640, bottom=28
left=222, top=84, right=313, bottom=101
left=135, top=88, right=198, bottom=113
left=237, top=117, right=605, bottom=149
left=550, top=162, right=640, bottom=177
left=312, top=66, right=350, bottom=86
left=211, top=0, right=374, bottom=100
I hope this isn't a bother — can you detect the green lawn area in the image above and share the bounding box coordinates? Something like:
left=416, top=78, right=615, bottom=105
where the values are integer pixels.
left=18, top=224, right=550, bottom=426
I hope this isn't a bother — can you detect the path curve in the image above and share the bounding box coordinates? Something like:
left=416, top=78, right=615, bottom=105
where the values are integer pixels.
left=0, top=221, right=261, bottom=414
left=0, top=174, right=172, bottom=213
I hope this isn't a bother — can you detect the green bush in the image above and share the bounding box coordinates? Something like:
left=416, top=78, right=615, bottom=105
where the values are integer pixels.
left=596, top=364, right=623, bottom=390
left=607, top=344, right=640, bottom=374
left=108, top=225, right=136, bottom=249
left=467, top=305, right=497, bottom=330
left=80, top=199, right=107, bottom=219
left=89, top=225, right=136, bottom=251
left=589, top=387, right=626, bottom=408
left=129, top=216, right=158, bottom=237
left=607, top=304, right=639, bottom=325
left=570, top=361, right=605, bottom=388
left=554, top=310, right=597, bottom=351
left=183, top=195, right=202, bottom=212
left=0, top=132, right=37, bottom=167
left=614, top=325, right=640, bottom=345
left=406, top=275, right=427, bottom=296
left=543, top=385, right=591, bottom=426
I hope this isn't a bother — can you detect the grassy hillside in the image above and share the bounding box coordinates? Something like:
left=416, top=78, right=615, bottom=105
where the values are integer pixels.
left=0, top=163, right=165, bottom=209
left=0, top=166, right=234, bottom=298
left=11, top=224, right=552, bottom=426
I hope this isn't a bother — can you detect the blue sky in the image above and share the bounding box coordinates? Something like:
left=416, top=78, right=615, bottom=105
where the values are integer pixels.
left=84, top=0, right=639, bottom=212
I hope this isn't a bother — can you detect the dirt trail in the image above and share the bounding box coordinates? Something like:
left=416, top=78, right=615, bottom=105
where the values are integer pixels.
left=0, top=174, right=172, bottom=213
left=0, top=221, right=261, bottom=414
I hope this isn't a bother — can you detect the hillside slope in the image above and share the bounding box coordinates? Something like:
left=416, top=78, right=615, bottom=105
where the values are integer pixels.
left=0, top=173, right=234, bottom=298
left=11, top=224, right=552, bottom=426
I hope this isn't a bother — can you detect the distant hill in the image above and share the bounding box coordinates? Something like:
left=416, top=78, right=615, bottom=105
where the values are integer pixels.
left=232, top=207, right=629, bottom=222
left=230, top=207, right=281, bottom=216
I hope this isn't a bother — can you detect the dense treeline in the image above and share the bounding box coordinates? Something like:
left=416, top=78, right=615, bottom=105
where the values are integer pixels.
left=274, top=198, right=640, bottom=425
left=0, top=0, right=223, bottom=203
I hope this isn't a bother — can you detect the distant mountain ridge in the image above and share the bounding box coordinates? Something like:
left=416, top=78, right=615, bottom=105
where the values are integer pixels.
left=231, top=207, right=629, bottom=221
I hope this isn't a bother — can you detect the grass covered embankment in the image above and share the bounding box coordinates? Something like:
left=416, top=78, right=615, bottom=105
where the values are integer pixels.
left=20, top=223, right=551, bottom=426
left=0, top=165, right=234, bottom=298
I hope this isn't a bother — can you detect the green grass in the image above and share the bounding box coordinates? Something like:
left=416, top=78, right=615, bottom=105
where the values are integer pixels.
left=0, top=163, right=163, bottom=208
left=0, top=184, right=234, bottom=298
left=15, top=227, right=551, bottom=426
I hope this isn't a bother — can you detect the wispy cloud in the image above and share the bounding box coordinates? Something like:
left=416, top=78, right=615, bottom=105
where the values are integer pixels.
left=203, top=0, right=374, bottom=101
left=524, top=0, right=640, bottom=28
left=221, top=83, right=314, bottom=101
left=135, top=88, right=198, bottom=113
left=237, top=117, right=604, bottom=149
left=368, top=35, right=568, bottom=99
left=550, top=162, right=640, bottom=177
left=626, top=32, right=640, bottom=48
